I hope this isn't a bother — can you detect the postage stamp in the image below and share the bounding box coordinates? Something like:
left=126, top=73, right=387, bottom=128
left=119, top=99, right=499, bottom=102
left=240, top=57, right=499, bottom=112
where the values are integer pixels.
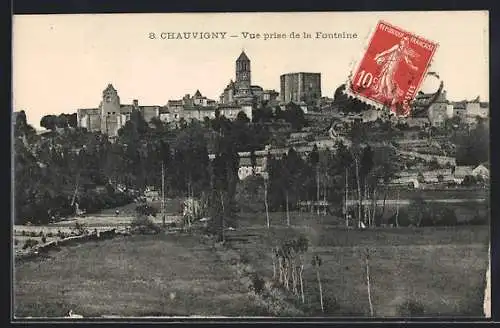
left=347, top=20, right=439, bottom=116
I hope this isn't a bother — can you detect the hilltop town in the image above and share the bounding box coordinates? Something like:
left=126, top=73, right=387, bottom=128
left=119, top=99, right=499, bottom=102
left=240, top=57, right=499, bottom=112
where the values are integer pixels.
left=14, top=50, right=490, bottom=318
left=17, top=50, right=489, bottom=193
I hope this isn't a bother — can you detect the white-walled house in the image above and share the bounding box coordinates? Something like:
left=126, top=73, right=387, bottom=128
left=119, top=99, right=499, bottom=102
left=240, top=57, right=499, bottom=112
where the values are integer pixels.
left=238, top=157, right=265, bottom=180
left=472, top=163, right=490, bottom=181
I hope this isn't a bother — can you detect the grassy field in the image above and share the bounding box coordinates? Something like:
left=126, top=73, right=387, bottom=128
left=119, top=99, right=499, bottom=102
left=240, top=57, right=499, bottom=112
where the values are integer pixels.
left=227, top=212, right=490, bottom=317
left=13, top=199, right=184, bottom=253
left=14, top=233, right=269, bottom=318
left=14, top=209, right=489, bottom=318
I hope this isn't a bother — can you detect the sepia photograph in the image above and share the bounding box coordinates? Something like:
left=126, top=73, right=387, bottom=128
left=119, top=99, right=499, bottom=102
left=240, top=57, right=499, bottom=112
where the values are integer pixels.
left=12, top=11, right=490, bottom=319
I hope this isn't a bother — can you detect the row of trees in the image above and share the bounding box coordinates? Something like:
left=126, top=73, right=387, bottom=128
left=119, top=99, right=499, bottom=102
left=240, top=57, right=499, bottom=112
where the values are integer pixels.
left=264, top=126, right=399, bottom=227
left=40, top=113, right=78, bottom=130
left=252, top=102, right=307, bottom=131
left=14, top=109, right=269, bottom=228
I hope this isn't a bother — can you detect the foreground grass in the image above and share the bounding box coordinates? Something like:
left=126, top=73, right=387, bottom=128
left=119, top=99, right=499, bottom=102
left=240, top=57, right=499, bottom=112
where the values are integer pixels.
left=14, top=210, right=490, bottom=318
left=227, top=212, right=490, bottom=317
left=14, top=233, right=268, bottom=318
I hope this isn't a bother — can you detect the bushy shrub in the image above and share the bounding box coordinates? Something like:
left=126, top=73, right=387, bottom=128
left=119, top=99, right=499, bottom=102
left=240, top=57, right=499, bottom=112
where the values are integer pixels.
left=431, top=206, right=457, bottom=226
left=323, top=296, right=341, bottom=314
left=47, top=232, right=54, bottom=237
left=131, top=215, right=161, bottom=234
left=462, top=175, right=477, bottom=186
left=429, top=157, right=440, bottom=170
left=21, top=231, right=26, bottom=236
left=29, top=231, right=37, bottom=237
left=14, top=239, right=19, bottom=246
left=41, top=236, right=47, bottom=243
left=397, top=299, right=425, bottom=316
left=57, top=230, right=66, bottom=239
left=75, top=222, right=86, bottom=235
left=400, top=197, right=427, bottom=227
left=23, top=238, right=39, bottom=250
left=250, top=273, right=265, bottom=294
left=135, top=204, right=158, bottom=217
left=469, top=214, right=489, bottom=225
left=404, top=197, right=458, bottom=227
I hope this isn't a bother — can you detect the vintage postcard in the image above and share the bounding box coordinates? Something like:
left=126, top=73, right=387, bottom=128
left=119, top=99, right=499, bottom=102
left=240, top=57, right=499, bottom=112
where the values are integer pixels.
left=12, top=11, right=490, bottom=319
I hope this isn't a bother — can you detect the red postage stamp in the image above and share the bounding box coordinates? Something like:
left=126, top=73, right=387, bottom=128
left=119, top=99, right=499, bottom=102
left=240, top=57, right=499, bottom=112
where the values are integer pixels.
left=348, top=21, right=438, bottom=116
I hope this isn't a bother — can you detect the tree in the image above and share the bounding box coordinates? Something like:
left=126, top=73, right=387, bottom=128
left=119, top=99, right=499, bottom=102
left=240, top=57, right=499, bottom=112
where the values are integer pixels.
left=211, top=152, right=227, bottom=241
left=65, top=113, right=78, bottom=128
left=264, top=152, right=273, bottom=228
left=273, top=236, right=309, bottom=301
left=281, top=153, right=292, bottom=225
left=370, top=146, right=399, bottom=225
left=336, top=141, right=354, bottom=225
left=252, top=106, right=273, bottom=123
left=250, top=150, right=257, bottom=175
left=455, top=119, right=489, bottom=166
left=236, top=111, right=250, bottom=123
left=312, top=254, right=324, bottom=313
left=40, top=115, right=59, bottom=131
left=308, top=144, right=320, bottom=215
left=364, top=248, right=374, bottom=316
left=360, top=146, right=374, bottom=225
left=274, top=106, right=284, bottom=120
left=283, top=103, right=307, bottom=131
left=14, top=110, right=36, bottom=141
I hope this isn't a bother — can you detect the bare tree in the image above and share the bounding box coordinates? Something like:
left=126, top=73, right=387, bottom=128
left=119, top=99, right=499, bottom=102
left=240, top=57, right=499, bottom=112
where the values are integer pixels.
left=264, top=176, right=270, bottom=229
left=312, top=254, right=324, bottom=313
left=365, top=248, right=374, bottom=316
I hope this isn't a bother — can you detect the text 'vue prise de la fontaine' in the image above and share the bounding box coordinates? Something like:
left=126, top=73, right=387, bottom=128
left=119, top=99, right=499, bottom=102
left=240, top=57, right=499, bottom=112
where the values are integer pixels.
left=148, top=31, right=358, bottom=41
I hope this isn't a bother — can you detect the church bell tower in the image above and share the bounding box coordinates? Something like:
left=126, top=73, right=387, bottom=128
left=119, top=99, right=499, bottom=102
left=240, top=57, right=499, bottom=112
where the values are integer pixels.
left=235, top=51, right=251, bottom=96
left=100, top=83, right=121, bottom=135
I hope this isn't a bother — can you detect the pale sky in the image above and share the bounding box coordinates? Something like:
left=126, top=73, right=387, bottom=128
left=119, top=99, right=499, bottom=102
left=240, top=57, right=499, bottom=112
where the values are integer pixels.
left=13, top=11, right=489, bottom=129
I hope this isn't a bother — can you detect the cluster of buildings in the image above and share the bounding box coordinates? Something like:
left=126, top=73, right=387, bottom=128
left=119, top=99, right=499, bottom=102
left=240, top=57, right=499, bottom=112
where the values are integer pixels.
left=389, top=163, right=489, bottom=189
left=77, top=51, right=323, bottom=137
left=329, top=85, right=489, bottom=129
left=410, top=85, right=489, bottom=127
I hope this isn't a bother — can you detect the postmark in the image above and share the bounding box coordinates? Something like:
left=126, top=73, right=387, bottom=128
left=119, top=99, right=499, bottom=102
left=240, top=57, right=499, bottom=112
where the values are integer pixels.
left=347, top=21, right=438, bottom=116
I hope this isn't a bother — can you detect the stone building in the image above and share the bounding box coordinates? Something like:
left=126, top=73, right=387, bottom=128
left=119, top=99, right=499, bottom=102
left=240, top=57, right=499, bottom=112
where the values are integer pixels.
left=262, top=89, right=280, bottom=103
left=77, top=84, right=161, bottom=137
left=161, top=91, right=217, bottom=124
left=411, top=87, right=453, bottom=126
left=77, top=52, right=268, bottom=133
left=220, top=51, right=270, bottom=106
left=279, top=72, right=322, bottom=105
left=218, top=104, right=253, bottom=121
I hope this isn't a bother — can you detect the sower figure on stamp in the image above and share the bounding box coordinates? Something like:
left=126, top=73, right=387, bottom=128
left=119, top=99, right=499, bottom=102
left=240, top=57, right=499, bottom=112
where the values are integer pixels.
left=373, top=36, right=419, bottom=113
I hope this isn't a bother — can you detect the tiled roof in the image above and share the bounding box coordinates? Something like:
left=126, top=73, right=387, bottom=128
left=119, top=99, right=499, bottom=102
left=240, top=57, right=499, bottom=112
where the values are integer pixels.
left=183, top=105, right=216, bottom=111
left=239, top=157, right=265, bottom=167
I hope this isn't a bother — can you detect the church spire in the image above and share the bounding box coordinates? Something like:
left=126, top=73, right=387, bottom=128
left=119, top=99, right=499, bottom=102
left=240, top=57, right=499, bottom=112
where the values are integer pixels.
left=237, top=50, right=250, bottom=62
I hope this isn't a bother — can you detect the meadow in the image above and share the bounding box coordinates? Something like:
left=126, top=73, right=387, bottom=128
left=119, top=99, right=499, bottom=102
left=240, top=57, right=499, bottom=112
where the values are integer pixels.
left=14, top=233, right=269, bottom=318
left=227, top=212, right=490, bottom=317
left=14, top=207, right=489, bottom=318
